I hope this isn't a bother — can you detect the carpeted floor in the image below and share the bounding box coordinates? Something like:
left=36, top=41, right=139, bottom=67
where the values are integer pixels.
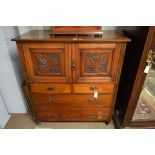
left=4, top=113, right=115, bottom=129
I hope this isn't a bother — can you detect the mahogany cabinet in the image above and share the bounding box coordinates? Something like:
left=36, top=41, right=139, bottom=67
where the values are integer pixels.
left=113, top=26, right=155, bottom=128
left=12, top=30, right=130, bottom=124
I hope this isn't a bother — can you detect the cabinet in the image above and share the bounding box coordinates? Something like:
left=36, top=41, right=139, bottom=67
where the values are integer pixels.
left=12, top=30, right=130, bottom=124
left=113, top=26, right=155, bottom=128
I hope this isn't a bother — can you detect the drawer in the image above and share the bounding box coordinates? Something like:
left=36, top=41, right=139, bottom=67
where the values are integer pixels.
left=30, top=84, right=71, bottom=94
left=72, top=83, right=114, bottom=94
left=35, top=108, right=111, bottom=121
left=32, top=94, right=113, bottom=108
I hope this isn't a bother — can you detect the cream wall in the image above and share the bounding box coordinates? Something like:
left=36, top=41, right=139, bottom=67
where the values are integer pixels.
left=103, top=26, right=116, bottom=30
left=18, top=26, right=49, bottom=35
left=18, top=26, right=32, bottom=35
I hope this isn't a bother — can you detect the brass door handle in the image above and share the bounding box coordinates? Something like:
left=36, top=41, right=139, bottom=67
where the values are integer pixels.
left=71, top=63, right=76, bottom=71
left=144, top=50, right=155, bottom=73
left=146, top=50, right=155, bottom=65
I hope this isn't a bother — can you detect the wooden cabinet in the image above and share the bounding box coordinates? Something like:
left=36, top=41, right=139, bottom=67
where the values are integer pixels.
left=113, top=26, right=155, bottom=128
left=12, top=30, right=130, bottom=124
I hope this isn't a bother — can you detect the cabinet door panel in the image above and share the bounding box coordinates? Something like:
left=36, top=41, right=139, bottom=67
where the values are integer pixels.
left=72, top=43, right=120, bottom=83
left=81, top=49, right=112, bottom=76
left=23, top=43, right=71, bottom=83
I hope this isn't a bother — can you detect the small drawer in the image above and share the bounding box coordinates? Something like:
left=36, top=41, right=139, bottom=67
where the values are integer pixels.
left=32, top=94, right=113, bottom=108
left=35, top=108, right=111, bottom=121
left=30, top=84, right=71, bottom=94
left=72, top=83, right=114, bottom=94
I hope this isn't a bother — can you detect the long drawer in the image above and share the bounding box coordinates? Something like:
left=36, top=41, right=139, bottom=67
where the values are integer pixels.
left=32, top=94, right=113, bottom=108
left=35, top=108, right=111, bottom=121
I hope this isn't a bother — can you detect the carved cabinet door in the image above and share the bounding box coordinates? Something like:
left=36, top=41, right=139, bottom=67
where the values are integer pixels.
left=72, top=43, right=121, bottom=83
left=22, top=43, right=71, bottom=83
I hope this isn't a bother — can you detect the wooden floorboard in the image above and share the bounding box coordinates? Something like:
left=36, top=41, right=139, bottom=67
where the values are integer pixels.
left=4, top=113, right=115, bottom=129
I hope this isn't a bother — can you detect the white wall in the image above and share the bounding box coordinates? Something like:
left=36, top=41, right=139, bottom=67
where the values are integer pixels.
left=0, top=26, right=27, bottom=114
left=18, top=26, right=32, bottom=35
left=0, top=94, right=10, bottom=128
left=18, top=26, right=49, bottom=35
left=103, top=26, right=116, bottom=30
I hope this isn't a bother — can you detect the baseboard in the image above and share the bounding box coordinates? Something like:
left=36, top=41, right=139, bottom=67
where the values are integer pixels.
left=1, top=114, right=11, bottom=128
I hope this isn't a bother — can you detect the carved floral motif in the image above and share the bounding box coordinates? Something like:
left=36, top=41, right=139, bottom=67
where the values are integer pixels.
left=35, top=53, right=61, bottom=74
left=84, top=54, right=109, bottom=73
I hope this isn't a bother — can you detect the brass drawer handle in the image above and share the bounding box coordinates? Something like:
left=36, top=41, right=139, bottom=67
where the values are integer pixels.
left=47, top=87, right=55, bottom=91
left=51, top=113, right=58, bottom=117
left=87, top=112, right=96, bottom=117
left=48, top=97, right=56, bottom=103
left=90, top=86, right=97, bottom=91
left=89, top=98, right=97, bottom=104
left=90, top=87, right=98, bottom=98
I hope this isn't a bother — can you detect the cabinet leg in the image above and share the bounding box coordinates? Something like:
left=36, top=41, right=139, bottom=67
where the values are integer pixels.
left=105, top=121, right=110, bottom=125
left=35, top=121, right=41, bottom=125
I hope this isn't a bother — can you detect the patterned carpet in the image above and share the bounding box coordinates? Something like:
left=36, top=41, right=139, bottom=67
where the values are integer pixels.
left=133, top=96, right=155, bottom=120
left=133, top=74, right=155, bottom=121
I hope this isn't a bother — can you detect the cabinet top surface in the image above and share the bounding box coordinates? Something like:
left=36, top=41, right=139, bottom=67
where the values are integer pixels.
left=12, top=30, right=131, bottom=42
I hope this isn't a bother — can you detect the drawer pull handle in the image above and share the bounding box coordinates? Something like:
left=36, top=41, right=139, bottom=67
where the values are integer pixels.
left=87, top=112, right=96, bottom=117
left=89, top=98, right=97, bottom=103
left=48, top=97, right=56, bottom=103
left=47, top=87, right=55, bottom=91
